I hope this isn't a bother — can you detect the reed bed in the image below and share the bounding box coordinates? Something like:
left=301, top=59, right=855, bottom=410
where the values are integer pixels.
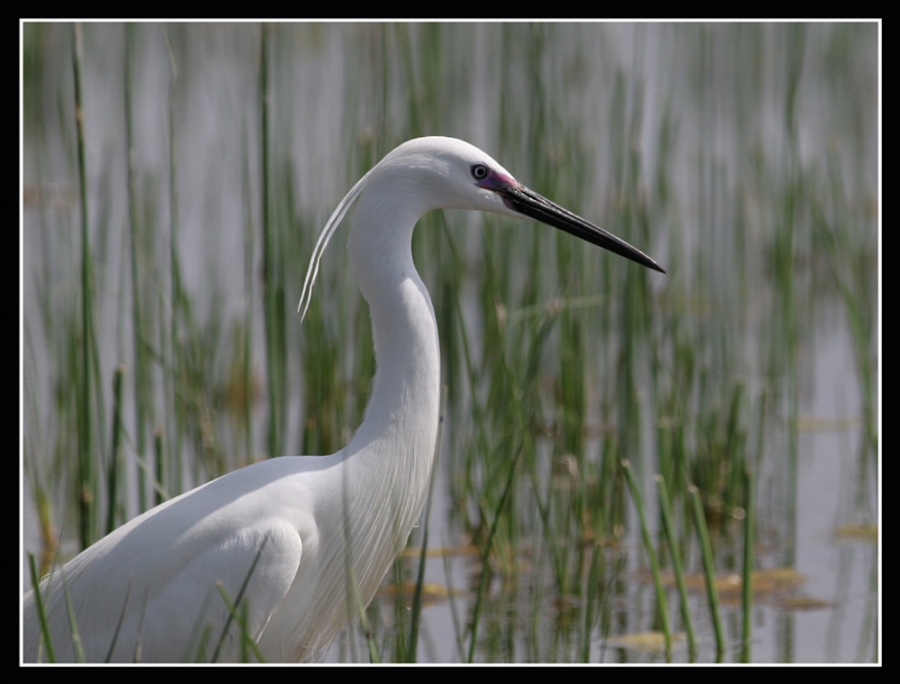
left=22, top=22, right=878, bottom=663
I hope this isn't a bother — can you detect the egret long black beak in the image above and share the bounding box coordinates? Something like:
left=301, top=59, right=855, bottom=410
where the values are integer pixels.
left=499, top=185, right=666, bottom=274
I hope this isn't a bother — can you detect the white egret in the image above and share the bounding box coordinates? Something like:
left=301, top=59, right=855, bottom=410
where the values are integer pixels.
left=23, top=136, right=664, bottom=663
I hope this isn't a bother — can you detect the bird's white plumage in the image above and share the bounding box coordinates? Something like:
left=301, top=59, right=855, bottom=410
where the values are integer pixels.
left=23, top=137, right=661, bottom=662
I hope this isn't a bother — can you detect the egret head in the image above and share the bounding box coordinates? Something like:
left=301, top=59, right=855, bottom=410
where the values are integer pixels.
left=365, top=137, right=665, bottom=273
left=299, top=136, right=664, bottom=320
left=359, top=137, right=523, bottom=218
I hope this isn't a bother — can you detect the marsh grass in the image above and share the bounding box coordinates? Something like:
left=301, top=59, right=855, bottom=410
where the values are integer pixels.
left=22, top=22, right=878, bottom=662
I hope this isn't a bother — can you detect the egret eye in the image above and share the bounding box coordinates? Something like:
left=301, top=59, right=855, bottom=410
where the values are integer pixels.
left=471, top=163, right=489, bottom=180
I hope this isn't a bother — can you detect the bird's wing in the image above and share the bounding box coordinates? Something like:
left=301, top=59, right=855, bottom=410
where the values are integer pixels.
left=129, top=520, right=305, bottom=662
left=25, top=466, right=312, bottom=663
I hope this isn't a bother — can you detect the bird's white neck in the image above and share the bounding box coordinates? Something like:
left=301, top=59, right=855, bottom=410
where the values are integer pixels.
left=340, top=192, right=441, bottom=555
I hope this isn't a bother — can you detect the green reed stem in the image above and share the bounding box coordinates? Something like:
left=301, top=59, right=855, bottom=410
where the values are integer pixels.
left=106, top=366, right=125, bottom=535
left=72, top=22, right=97, bottom=551
left=622, top=460, right=671, bottom=660
left=468, top=446, right=521, bottom=663
left=28, top=553, right=56, bottom=663
left=655, top=475, right=697, bottom=659
left=689, top=484, right=725, bottom=660
left=741, top=467, right=755, bottom=662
